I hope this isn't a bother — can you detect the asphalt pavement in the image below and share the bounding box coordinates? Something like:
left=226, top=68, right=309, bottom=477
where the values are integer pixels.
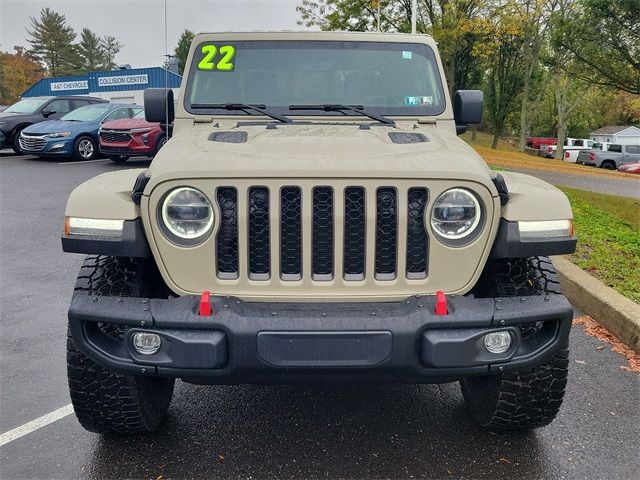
left=1, top=152, right=639, bottom=479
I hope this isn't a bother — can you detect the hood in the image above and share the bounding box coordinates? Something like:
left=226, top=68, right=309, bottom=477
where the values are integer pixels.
left=147, top=122, right=493, bottom=187
left=102, top=118, right=158, bottom=131
left=22, top=119, right=95, bottom=135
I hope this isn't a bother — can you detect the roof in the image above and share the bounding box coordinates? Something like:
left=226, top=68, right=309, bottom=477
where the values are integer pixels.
left=590, top=125, right=640, bottom=136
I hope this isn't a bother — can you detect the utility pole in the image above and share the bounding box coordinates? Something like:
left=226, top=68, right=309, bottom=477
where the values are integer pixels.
left=411, top=0, right=417, bottom=34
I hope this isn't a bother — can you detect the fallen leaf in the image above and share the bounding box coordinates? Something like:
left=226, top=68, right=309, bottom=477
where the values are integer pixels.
left=596, top=346, right=604, bottom=351
left=218, top=454, right=225, bottom=460
left=499, top=458, right=512, bottom=464
left=610, top=411, right=616, bottom=416
left=575, top=360, right=586, bottom=365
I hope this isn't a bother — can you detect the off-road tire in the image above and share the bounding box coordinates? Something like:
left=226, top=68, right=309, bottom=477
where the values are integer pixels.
left=461, top=256, right=569, bottom=431
left=67, top=256, right=175, bottom=435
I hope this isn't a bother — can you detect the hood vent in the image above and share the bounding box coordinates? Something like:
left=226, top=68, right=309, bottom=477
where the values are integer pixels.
left=388, top=132, right=428, bottom=144
left=209, top=131, right=248, bottom=143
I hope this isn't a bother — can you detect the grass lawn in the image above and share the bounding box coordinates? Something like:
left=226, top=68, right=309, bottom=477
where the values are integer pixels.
left=560, top=187, right=640, bottom=303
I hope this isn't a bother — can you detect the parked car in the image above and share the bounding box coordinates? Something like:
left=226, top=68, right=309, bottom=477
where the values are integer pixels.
left=575, top=142, right=612, bottom=165
left=19, top=103, right=142, bottom=161
left=540, top=138, right=595, bottom=159
left=618, top=162, right=640, bottom=174
left=579, top=144, right=640, bottom=169
left=99, top=109, right=167, bottom=163
left=526, top=137, right=555, bottom=150
left=0, top=96, right=106, bottom=153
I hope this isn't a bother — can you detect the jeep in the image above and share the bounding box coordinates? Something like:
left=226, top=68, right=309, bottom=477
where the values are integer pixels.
left=62, top=32, right=577, bottom=435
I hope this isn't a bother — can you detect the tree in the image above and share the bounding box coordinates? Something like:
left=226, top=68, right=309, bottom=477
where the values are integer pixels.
left=173, top=30, right=195, bottom=75
left=27, top=8, right=78, bottom=76
left=474, top=1, right=527, bottom=148
left=77, top=28, right=105, bottom=71
left=0, top=46, right=46, bottom=104
left=555, top=0, right=639, bottom=94
left=100, top=35, right=122, bottom=70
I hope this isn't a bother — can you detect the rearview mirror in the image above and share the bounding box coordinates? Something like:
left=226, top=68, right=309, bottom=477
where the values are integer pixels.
left=453, top=90, right=483, bottom=134
left=144, top=88, right=174, bottom=126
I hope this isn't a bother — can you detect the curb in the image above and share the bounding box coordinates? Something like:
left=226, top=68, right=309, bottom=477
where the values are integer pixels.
left=551, top=256, right=640, bottom=354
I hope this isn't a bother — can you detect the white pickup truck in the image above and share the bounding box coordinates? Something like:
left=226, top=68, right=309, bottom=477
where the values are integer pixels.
left=539, top=138, right=595, bottom=160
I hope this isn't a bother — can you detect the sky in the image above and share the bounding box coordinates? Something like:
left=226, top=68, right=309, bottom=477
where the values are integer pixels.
left=0, top=0, right=308, bottom=69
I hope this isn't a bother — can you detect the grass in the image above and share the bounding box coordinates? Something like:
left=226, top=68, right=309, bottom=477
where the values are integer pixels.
left=560, top=187, right=640, bottom=303
left=462, top=131, right=640, bottom=180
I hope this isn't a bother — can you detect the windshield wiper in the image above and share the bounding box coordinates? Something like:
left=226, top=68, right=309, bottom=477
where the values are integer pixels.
left=289, top=104, right=395, bottom=126
left=191, top=103, right=292, bottom=124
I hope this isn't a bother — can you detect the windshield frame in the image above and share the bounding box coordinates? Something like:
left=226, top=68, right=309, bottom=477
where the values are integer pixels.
left=183, top=40, right=447, bottom=119
left=5, top=98, right=50, bottom=114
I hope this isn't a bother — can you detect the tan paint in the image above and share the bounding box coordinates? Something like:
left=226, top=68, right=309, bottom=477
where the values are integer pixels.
left=65, top=32, right=574, bottom=301
left=65, top=169, right=145, bottom=220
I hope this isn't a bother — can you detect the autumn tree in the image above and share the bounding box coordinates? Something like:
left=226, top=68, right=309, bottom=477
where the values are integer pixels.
left=27, top=8, right=79, bottom=76
left=0, top=46, right=46, bottom=104
left=173, top=30, right=196, bottom=75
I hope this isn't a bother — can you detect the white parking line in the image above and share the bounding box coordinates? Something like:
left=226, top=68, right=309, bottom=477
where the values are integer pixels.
left=57, top=159, right=110, bottom=165
left=0, top=404, right=74, bottom=447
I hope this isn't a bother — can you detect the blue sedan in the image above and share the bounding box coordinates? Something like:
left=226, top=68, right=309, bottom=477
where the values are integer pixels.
left=19, top=103, right=142, bottom=161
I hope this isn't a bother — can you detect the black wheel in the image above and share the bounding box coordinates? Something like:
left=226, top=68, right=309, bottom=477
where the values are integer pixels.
left=67, top=256, right=174, bottom=435
left=600, top=161, right=616, bottom=170
left=73, top=135, right=98, bottom=161
left=11, top=127, right=26, bottom=155
left=461, top=257, right=569, bottom=431
left=108, top=155, right=129, bottom=164
left=154, top=134, right=167, bottom=155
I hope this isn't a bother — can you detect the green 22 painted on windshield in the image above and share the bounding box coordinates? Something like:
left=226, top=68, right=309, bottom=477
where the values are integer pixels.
left=197, top=45, right=236, bottom=71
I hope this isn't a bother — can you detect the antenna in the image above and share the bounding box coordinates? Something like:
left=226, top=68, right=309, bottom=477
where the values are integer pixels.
left=164, top=0, right=169, bottom=134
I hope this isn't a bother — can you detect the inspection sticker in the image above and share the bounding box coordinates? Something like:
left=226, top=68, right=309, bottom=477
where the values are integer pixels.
left=402, top=51, right=413, bottom=59
left=404, top=96, right=433, bottom=106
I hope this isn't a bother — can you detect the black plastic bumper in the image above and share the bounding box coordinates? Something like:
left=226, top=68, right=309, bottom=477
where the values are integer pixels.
left=68, top=292, right=572, bottom=384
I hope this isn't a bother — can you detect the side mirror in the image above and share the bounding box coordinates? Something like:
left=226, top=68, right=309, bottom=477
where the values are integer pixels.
left=42, top=109, right=56, bottom=117
left=453, top=90, right=483, bottom=135
left=144, top=88, right=174, bottom=127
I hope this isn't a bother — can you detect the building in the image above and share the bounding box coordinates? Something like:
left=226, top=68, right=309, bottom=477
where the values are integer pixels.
left=21, top=67, right=181, bottom=106
left=589, top=126, right=640, bottom=145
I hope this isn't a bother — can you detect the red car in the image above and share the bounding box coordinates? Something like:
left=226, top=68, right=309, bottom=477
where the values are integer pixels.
left=618, top=162, right=640, bottom=174
left=99, top=110, right=168, bottom=163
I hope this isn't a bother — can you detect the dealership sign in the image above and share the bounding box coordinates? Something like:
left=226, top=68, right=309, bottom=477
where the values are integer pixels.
left=97, top=74, right=149, bottom=87
left=50, top=80, right=88, bottom=91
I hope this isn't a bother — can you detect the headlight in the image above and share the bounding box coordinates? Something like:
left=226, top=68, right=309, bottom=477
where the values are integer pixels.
left=160, top=187, right=213, bottom=244
left=430, top=188, right=482, bottom=242
left=45, top=131, right=71, bottom=138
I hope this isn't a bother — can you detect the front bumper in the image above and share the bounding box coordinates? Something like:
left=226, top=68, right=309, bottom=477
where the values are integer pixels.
left=100, top=137, right=154, bottom=157
left=68, top=292, right=572, bottom=384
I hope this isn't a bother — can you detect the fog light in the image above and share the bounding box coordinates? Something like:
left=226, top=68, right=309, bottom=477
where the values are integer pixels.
left=132, top=332, right=161, bottom=355
left=484, top=331, right=512, bottom=354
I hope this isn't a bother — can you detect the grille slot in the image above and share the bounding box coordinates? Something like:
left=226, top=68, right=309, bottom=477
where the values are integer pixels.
left=375, top=187, right=398, bottom=279
left=280, top=187, right=302, bottom=280
left=406, top=188, right=429, bottom=279
left=216, top=187, right=238, bottom=279
left=343, top=187, right=366, bottom=280
left=312, top=187, right=334, bottom=280
left=100, top=130, right=132, bottom=143
left=248, top=187, right=270, bottom=279
left=19, top=135, right=46, bottom=151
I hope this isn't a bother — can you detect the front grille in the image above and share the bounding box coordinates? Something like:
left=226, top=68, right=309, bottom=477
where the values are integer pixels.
left=214, top=185, right=430, bottom=283
left=19, top=135, right=46, bottom=151
left=100, top=130, right=132, bottom=143
left=248, top=187, right=270, bottom=279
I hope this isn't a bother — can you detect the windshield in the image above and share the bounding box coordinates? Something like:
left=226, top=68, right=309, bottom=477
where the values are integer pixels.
left=5, top=98, right=49, bottom=114
left=61, top=104, right=112, bottom=122
left=186, top=41, right=446, bottom=117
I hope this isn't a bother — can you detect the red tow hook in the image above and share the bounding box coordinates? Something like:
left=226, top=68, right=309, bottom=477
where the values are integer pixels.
left=199, top=291, right=213, bottom=316
left=435, top=290, right=448, bottom=316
